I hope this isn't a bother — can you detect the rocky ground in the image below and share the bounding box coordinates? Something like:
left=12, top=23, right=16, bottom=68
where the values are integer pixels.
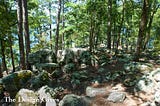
left=0, top=48, right=160, bottom=106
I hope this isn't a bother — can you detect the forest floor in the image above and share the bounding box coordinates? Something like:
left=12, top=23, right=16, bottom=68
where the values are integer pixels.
left=55, top=56, right=160, bottom=106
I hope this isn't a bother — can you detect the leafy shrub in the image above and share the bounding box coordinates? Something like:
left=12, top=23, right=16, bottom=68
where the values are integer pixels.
left=51, top=69, right=63, bottom=79
left=79, top=51, right=91, bottom=65
left=98, top=54, right=109, bottom=66
left=30, top=71, right=50, bottom=90
left=98, top=68, right=107, bottom=73
left=71, top=71, right=88, bottom=86
left=63, top=63, right=76, bottom=73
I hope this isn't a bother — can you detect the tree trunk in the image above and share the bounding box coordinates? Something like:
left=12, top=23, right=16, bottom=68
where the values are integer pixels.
left=0, top=40, right=8, bottom=74
left=9, top=37, right=15, bottom=72
left=22, top=0, right=31, bottom=70
left=116, top=0, right=125, bottom=54
left=62, top=0, right=65, bottom=50
left=55, top=0, right=62, bottom=55
left=135, top=0, right=150, bottom=61
left=143, top=5, right=158, bottom=50
left=0, top=63, right=3, bottom=78
left=17, top=0, right=26, bottom=70
left=49, top=2, right=53, bottom=50
left=89, top=13, right=94, bottom=52
left=107, top=0, right=112, bottom=50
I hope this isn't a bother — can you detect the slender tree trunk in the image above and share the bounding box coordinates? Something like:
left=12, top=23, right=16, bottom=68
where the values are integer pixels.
left=107, top=0, right=112, bottom=50
left=62, top=0, right=65, bottom=50
left=116, top=0, right=125, bottom=53
left=89, top=13, right=94, bottom=52
left=135, top=0, right=150, bottom=61
left=9, top=37, right=15, bottom=72
left=49, top=2, right=52, bottom=50
left=0, top=40, right=8, bottom=74
left=22, top=0, right=31, bottom=70
left=17, top=0, right=26, bottom=70
left=0, top=63, right=2, bottom=78
left=55, top=0, right=62, bottom=55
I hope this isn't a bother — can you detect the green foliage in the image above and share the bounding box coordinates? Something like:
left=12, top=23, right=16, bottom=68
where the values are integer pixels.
left=70, top=70, right=88, bottom=86
left=51, top=69, right=63, bottom=79
left=79, top=51, right=91, bottom=65
left=98, top=54, right=109, bottom=66
left=63, top=63, right=76, bottom=73
left=44, top=86, right=64, bottom=98
left=30, top=71, right=50, bottom=90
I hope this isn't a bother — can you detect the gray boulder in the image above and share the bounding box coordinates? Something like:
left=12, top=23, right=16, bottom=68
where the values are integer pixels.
left=86, top=86, right=107, bottom=97
left=37, top=85, right=56, bottom=106
left=136, top=76, right=155, bottom=93
left=107, top=92, right=126, bottom=103
left=59, top=94, right=84, bottom=106
left=151, top=68, right=160, bottom=82
left=15, top=89, right=38, bottom=106
left=60, top=49, right=75, bottom=64
left=28, top=49, right=57, bottom=72
left=28, top=49, right=57, bottom=64
left=154, top=90, right=160, bottom=105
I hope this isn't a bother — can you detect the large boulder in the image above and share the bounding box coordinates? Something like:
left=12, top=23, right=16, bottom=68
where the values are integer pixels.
left=136, top=76, right=155, bottom=93
left=37, top=86, right=57, bottom=106
left=151, top=68, right=160, bottom=82
left=15, top=89, right=38, bottom=106
left=2, top=70, right=33, bottom=97
left=60, top=48, right=88, bottom=64
left=135, top=68, right=160, bottom=93
left=154, top=90, right=160, bottom=105
left=59, top=94, right=85, bottom=106
left=60, top=49, right=75, bottom=64
left=28, top=49, right=57, bottom=72
left=28, top=49, right=57, bottom=64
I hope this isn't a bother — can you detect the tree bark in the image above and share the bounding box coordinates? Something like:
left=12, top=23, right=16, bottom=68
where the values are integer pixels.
left=89, top=13, right=94, bottom=52
left=107, top=0, right=112, bottom=50
left=0, top=63, right=2, bottom=78
left=9, top=37, right=15, bottom=72
left=135, top=0, right=150, bottom=61
left=0, top=40, right=8, bottom=74
left=17, top=0, right=26, bottom=70
left=55, top=0, right=62, bottom=55
left=49, top=2, right=53, bottom=50
left=22, top=0, right=31, bottom=70
left=62, top=0, right=65, bottom=50
left=143, top=4, right=159, bottom=50
left=116, top=0, right=125, bottom=54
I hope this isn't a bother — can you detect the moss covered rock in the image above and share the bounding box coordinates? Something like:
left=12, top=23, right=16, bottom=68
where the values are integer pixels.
left=2, top=70, right=33, bottom=97
left=29, top=49, right=58, bottom=73
left=28, top=49, right=57, bottom=64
